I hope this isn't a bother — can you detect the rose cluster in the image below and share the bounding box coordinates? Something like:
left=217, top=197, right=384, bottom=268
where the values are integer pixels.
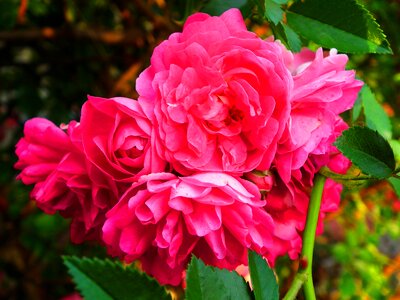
left=15, top=9, right=362, bottom=286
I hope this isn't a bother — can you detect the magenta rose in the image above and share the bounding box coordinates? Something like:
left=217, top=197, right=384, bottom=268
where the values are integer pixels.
left=15, top=118, right=72, bottom=185
left=137, top=8, right=291, bottom=174
left=265, top=155, right=344, bottom=262
left=80, top=96, right=165, bottom=182
left=102, top=172, right=275, bottom=285
left=15, top=118, right=121, bottom=243
left=275, top=47, right=363, bottom=182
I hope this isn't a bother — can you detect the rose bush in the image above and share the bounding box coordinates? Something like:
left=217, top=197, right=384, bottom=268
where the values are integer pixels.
left=14, top=7, right=365, bottom=289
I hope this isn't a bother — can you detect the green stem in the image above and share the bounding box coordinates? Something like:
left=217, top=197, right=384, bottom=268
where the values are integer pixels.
left=283, top=174, right=327, bottom=300
left=282, top=272, right=308, bottom=300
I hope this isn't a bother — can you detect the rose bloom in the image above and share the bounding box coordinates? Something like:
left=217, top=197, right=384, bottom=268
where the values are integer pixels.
left=259, top=45, right=362, bottom=261
left=276, top=47, right=363, bottom=182
left=102, top=172, right=275, bottom=286
left=15, top=118, right=121, bottom=243
left=137, top=8, right=292, bottom=175
left=80, top=96, right=165, bottom=182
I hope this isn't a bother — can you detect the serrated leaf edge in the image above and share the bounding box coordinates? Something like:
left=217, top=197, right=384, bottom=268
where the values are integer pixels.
left=287, top=0, right=392, bottom=54
left=334, top=126, right=395, bottom=179
left=63, top=256, right=114, bottom=299
left=354, top=0, right=392, bottom=53
left=63, top=256, right=167, bottom=300
left=286, top=11, right=391, bottom=54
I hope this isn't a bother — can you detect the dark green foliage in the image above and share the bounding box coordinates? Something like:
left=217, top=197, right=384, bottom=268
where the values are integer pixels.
left=63, top=256, right=170, bottom=300
left=264, top=0, right=284, bottom=25
left=0, top=0, right=19, bottom=29
left=201, top=0, right=250, bottom=16
left=335, top=126, right=396, bottom=179
left=248, top=251, right=279, bottom=300
left=185, top=256, right=251, bottom=300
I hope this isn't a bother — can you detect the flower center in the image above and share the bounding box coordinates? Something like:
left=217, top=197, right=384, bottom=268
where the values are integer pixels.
left=115, top=137, right=146, bottom=159
left=225, top=106, right=244, bottom=125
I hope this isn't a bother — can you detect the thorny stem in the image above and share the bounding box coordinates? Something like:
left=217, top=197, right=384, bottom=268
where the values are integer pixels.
left=283, top=174, right=327, bottom=300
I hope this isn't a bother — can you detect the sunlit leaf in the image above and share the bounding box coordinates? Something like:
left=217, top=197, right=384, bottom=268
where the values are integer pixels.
left=287, top=0, right=392, bottom=54
left=361, top=85, right=392, bottom=139
left=388, top=177, right=400, bottom=199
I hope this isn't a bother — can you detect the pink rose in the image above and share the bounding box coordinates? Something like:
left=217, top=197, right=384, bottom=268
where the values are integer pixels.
left=102, top=172, right=275, bottom=285
left=15, top=118, right=121, bottom=243
left=80, top=96, right=165, bottom=182
left=265, top=157, right=343, bottom=262
left=276, top=47, right=363, bottom=182
left=15, top=118, right=72, bottom=185
left=137, top=8, right=291, bottom=174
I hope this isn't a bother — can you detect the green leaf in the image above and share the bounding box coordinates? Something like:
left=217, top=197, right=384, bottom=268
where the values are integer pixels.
left=248, top=251, right=279, bottom=300
left=63, top=256, right=169, bottom=300
left=281, top=23, right=302, bottom=52
left=185, top=256, right=251, bottom=300
left=286, top=0, right=392, bottom=54
left=264, top=0, right=284, bottom=25
left=388, top=177, right=400, bottom=199
left=201, top=0, right=250, bottom=16
left=389, top=140, right=400, bottom=162
left=270, top=22, right=302, bottom=52
left=334, top=126, right=396, bottom=179
left=352, top=92, right=363, bottom=122
left=360, top=85, right=392, bottom=139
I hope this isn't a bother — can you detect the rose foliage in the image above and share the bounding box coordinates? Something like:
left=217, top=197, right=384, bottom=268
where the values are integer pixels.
left=15, top=9, right=362, bottom=286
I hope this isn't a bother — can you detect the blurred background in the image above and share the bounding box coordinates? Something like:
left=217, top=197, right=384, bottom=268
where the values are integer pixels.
left=0, top=0, right=399, bottom=299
